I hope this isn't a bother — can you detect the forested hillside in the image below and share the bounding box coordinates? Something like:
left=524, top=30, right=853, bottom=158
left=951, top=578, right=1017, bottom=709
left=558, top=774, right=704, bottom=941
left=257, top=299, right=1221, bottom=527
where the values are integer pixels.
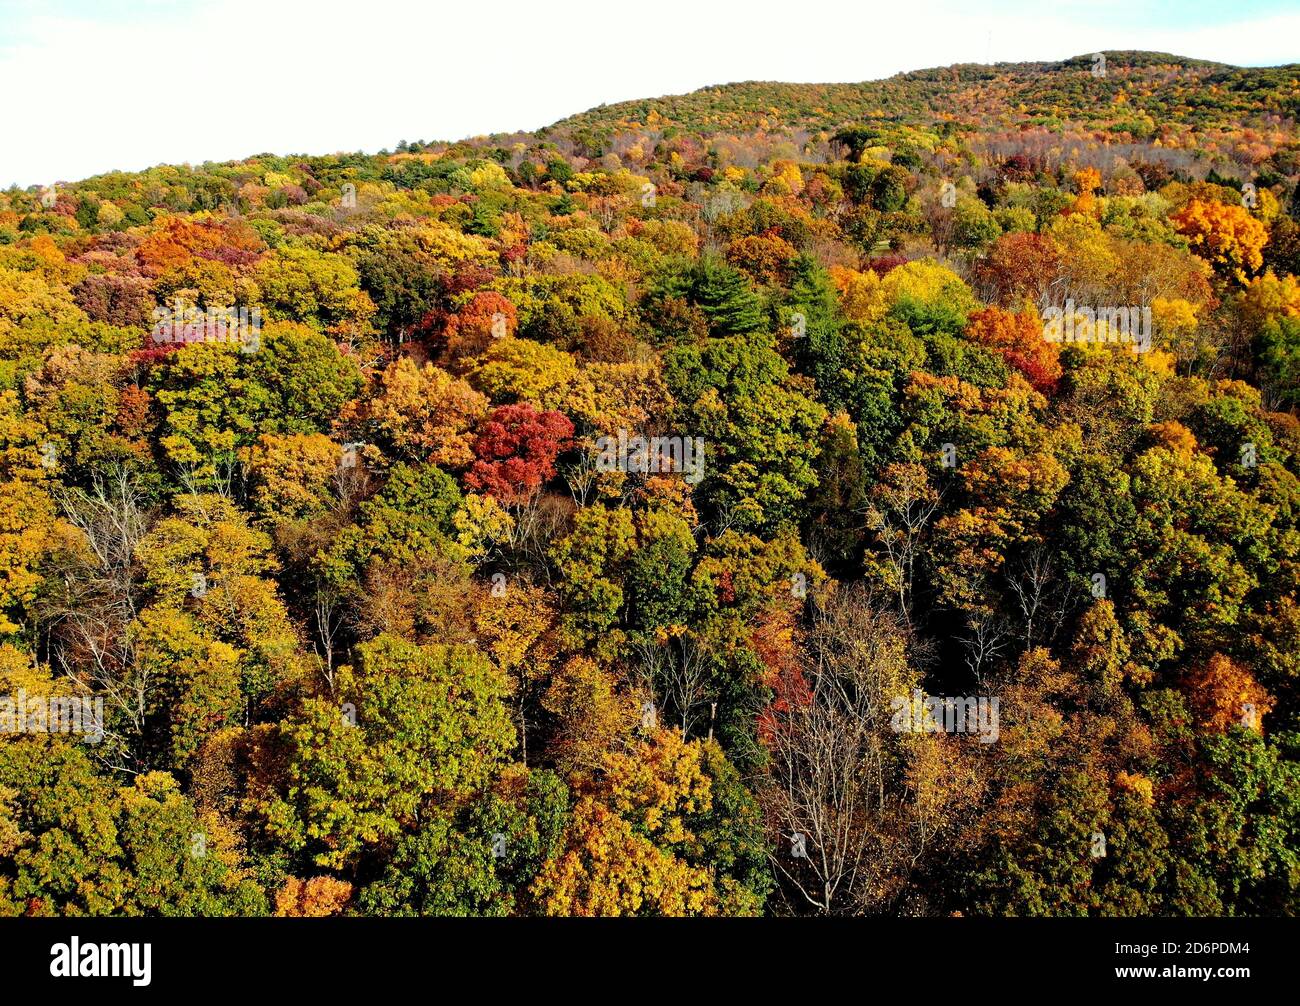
left=1, top=50, right=1299, bottom=916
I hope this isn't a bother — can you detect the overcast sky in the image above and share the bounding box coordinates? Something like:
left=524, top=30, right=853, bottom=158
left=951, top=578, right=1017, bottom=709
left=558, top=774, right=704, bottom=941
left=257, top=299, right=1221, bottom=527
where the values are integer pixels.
left=2, top=0, right=1297, bottom=188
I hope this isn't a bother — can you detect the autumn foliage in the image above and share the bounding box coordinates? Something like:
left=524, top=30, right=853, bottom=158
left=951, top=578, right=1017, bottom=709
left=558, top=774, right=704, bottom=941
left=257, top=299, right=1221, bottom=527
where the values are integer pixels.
left=1, top=49, right=1298, bottom=921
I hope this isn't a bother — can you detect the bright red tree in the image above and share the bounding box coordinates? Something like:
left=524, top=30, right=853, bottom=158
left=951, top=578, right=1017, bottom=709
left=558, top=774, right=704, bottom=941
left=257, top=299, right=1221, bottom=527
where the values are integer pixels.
left=464, top=403, right=574, bottom=504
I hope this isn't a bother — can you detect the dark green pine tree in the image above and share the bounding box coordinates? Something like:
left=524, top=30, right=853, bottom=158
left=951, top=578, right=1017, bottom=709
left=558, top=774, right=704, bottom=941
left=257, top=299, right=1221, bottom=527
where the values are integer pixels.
left=686, top=257, right=768, bottom=337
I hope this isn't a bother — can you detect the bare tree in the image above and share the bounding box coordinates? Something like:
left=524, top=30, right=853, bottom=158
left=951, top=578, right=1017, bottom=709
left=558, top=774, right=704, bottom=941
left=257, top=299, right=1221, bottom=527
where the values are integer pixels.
left=1006, top=545, right=1048, bottom=647
left=632, top=631, right=711, bottom=738
left=504, top=494, right=573, bottom=579
left=760, top=586, right=916, bottom=914
left=864, top=463, right=942, bottom=627
left=562, top=446, right=601, bottom=508
left=1005, top=544, right=1071, bottom=649
left=43, top=464, right=153, bottom=771
left=313, top=588, right=344, bottom=691
left=957, top=605, right=1012, bottom=689
left=332, top=451, right=372, bottom=514
left=177, top=458, right=236, bottom=499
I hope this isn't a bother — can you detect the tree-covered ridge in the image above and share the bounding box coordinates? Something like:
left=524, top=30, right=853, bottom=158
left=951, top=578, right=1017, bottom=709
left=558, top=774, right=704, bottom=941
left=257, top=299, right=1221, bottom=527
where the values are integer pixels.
left=0, top=50, right=1299, bottom=917
left=550, top=52, right=1300, bottom=145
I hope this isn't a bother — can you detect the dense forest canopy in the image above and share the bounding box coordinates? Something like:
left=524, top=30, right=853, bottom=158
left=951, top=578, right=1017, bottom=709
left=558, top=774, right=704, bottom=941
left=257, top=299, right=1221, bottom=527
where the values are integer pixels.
left=1, top=50, right=1299, bottom=917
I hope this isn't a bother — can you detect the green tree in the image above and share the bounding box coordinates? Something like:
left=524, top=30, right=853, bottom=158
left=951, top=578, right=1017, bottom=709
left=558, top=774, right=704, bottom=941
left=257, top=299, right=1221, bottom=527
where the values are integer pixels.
left=250, top=634, right=515, bottom=870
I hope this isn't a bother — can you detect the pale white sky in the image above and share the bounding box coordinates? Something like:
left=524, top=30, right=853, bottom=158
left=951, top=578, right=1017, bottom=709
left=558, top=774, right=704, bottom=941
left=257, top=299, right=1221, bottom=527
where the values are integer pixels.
left=1, top=0, right=1297, bottom=188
